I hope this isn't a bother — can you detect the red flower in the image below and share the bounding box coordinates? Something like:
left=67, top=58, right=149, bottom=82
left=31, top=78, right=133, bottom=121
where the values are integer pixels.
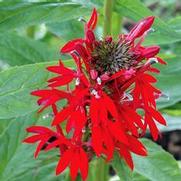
left=56, top=144, right=88, bottom=181
left=24, top=8, right=167, bottom=181
left=23, top=126, right=58, bottom=158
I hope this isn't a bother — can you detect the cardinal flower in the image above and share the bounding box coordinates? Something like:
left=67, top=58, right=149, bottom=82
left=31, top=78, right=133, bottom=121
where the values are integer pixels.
left=24, top=8, right=166, bottom=181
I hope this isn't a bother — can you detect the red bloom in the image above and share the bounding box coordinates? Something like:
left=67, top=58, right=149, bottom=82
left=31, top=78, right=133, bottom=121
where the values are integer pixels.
left=24, top=8, right=167, bottom=181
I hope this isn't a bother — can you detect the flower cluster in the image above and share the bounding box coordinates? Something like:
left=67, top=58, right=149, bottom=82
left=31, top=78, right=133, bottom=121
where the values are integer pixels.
left=23, top=9, right=166, bottom=181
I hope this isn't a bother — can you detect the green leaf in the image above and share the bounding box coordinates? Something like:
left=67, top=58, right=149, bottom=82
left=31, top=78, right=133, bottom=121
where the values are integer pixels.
left=114, top=0, right=181, bottom=45
left=168, top=16, right=181, bottom=32
left=112, top=139, right=181, bottom=181
left=133, top=138, right=181, bottom=181
left=156, top=57, right=181, bottom=109
left=47, top=19, right=84, bottom=41
left=0, top=112, right=65, bottom=181
left=0, top=2, right=90, bottom=32
left=0, top=60, right=73, bottom=120
left=0, top=33, right=58, bottom=66
left=157, top=114, right=181, bottom=132
left=112, top=153, right=133, bottom=181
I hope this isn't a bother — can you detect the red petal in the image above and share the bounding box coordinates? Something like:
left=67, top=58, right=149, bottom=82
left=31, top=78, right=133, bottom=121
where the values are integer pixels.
left=34, top=136, right=49, bottom=158
left=87, top=8, right=98, bottom=30
left=119, top=144, right=134, bottom=170
left=109, top=70, right=124, bottom=81
left=86, top=30, right=95, bottom=42
left=23, top=135, right=44, bottom=143
left=143, top=73, right=157, bottom=83
left=156, top=57, right=167, bottom=65
left=48, top=75, right=74, bottom=87
left=70, top=150, right=80, bottom=181
left=79, top=148, right=89, bottom=181
left=145, top=113, right=159, bottom=141
left=142, top=46, right=160, bottom=58
left=52, top=106, right=73, bottom=125
left=90, top=97, right=99, bottom=124
left=74, top=43, right=88, bottom=60
left=61, top=39, right=84, bottom=53
left=91, top=126, right=102, bottom=156
left=127, top=16, right=155, bottom=42
left=31, top=90, right=50, bottom=97
left=127, top=135, right=147, bottom=156
left=74, top=109, right=86, bottom=129
left=45, top=139, right=60, bottom=151
left=26, top=126, right=53, bottom=134
left=103, top=93, right=119, bottom=120
left=108, top=121, right=128, bottom=145
left=148, top=107, right=167, bottom=125
left=121, top=111, right=139, bottom=137
left=47, top=61, right=74, bottom=75
left=56, top=148, right=73, bottom=175
left=102, top=129, right=114, bottom=161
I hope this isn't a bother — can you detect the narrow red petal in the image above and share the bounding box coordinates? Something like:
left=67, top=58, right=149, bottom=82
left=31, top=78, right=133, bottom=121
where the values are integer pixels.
left=119, top=144, right=134, bottom=170
left=127, top=16, right=155, bottom=41
left=61, top=39, right=84, bottom=53
left=145, top=113, right=159, bottom=141
left=70, top=150, right=79, bottom=181
left=142, top=46, right=160, bottom=58
left=26, top=126, right=53, bottom=134
left=34, top=136, right=49, bottom=158
left=108, top=121, right=128, bottom=145
left=156, top=57, right=167, bottom=65
left=143, top=73, right=157, bottom=83
left=48, top=75, right=74, bottom=87
left=79, top=148, right=89, bottom=181
left=56, top=149, right=73, bottom=175
left=23, top=135, right=44, bottom=143
left=148, top=107, right=167, bottom=125
left=103, top=93, right=119, bottom=120
left=127, top=135, right=147, bottom=156
left=87, top=8, right=98, bottom=30
left=52, top=106, right=73, bottom=125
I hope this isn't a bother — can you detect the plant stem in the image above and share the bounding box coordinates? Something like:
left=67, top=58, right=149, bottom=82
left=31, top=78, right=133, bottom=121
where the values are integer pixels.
left=103, top=0, right=114, bottom=37
left=95, top=158, right=109, bottom=181
left=112, top=13, right=122, bottom=39
left=65, top=173, right=81, bottom=181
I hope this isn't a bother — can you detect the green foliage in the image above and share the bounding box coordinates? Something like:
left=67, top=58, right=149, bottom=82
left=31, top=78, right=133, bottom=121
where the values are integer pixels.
left=0, top=60, right=73, bottom=120
left=112, top=139, right=181, bottom=181
left=0, top=33, right=58, bottom=66
left=0, top=113, right=65, bottom=181
left=0, top=2, right=89, bottom=31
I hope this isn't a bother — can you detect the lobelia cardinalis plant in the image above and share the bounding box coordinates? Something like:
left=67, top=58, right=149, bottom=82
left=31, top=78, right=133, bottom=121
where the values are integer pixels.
left=23, top=8, right=167, bottom=181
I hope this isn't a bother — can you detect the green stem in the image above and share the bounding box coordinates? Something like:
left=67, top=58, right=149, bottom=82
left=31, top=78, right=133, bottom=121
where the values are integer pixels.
left=95, top=158, right=109, bottom=181
left=103, top=0, right=114, bottom=37
left=65, top=173, right=81, bottom=181
left=112, top=13, right=123, bottom=39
